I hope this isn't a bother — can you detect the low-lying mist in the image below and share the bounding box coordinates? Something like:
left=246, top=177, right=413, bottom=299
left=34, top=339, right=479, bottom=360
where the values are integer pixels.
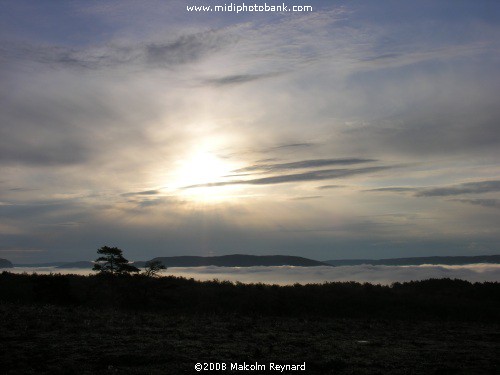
left=7, top=263, right=500, bottom=285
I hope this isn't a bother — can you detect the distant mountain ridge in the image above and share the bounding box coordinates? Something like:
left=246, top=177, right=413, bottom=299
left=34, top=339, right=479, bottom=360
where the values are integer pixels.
left=11, top=254, right=500, bottom=269
left=0, top=258, right=13, bottom=268
left=323, top=255, right=500, bottom=266
left=146, top=255, right=328, bottom=268
left=26, top=255, right=327, bottom=269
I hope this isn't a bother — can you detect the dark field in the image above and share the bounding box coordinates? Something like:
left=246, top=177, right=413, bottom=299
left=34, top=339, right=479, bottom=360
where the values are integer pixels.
left=1, top=273, right=499, bottom=374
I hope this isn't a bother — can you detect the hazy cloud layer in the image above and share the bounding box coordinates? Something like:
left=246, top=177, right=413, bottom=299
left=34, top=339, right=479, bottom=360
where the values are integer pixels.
left=235, top=158, right=375, bottom=173
left=416, top=181, right=500, bottom=197
left=452, top=199, right=500, bottom=210
left=186, top=166, right=393, bottom=188
left=9, top=264, right=500, bottom=286
left=0, top=30, right=232, bottom=70
left=204, top=72, right=280, bottom=86
left=121, top=190, right=161, bottom=197
left=168, top=264, right=500, bottom=285
left=1, top=1, right=499, bottom=262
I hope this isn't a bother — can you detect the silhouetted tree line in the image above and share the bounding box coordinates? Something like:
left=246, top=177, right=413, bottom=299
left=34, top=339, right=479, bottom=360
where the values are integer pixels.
left=0, top=272, right=499, bottom=321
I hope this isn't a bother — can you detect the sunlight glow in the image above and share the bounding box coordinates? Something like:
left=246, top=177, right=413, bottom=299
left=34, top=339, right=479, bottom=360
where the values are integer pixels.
left=170, top=147, right=242, bottom=203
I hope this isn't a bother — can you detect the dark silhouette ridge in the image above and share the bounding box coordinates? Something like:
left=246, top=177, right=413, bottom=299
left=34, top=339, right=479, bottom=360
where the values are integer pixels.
left=145, top=254, right=329, bottom=267
left=50, top=254, right=328, bottom=268
left=324, top=254, right=500, bottom=266
left=0, top=272, right=499, bottom=322
left=0, top=258, right=13, bottom=268
left=12, top=254, right=500, bottom=269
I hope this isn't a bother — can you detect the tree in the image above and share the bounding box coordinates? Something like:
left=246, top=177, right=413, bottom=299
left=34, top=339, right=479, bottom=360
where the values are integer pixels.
left=143, top=260, right=166, bottom=277
left=92, top=246, right=139, bottom=275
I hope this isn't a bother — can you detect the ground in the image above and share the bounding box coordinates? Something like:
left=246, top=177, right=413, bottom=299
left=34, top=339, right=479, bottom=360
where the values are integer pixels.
left=1, top=302, right=498, bottom=374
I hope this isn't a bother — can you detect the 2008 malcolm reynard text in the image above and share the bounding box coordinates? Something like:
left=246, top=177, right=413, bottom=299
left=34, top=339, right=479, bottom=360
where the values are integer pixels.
left=194, top=362, right=306, bottom=372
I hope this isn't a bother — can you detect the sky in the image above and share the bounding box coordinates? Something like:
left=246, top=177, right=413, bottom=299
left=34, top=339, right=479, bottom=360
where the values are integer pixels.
left=1, top=0, right=499, bottom=263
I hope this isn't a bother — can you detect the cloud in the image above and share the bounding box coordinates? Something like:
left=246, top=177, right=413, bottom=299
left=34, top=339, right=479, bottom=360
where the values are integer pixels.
left=271, top=143, right=315, bottom=150
left=290, top=196, right=323, bottom=201
left=366, top=187, right=417, bottom=193
left=415, top=180, right=500, bottom=197
left=12, top=264, right=500, bottom=285
left=361, top=53, right=401, bottom=62
left=0, top=201, right=82, bottom=220
left=121, top=190, right=161, bottom=197
left=367, top=180, right=500, bottom=197
left=203, top=72, right=280, bottom=86
left=0, top=29, right=232, bottom=70
left=317, top=185, right=343, bottom=190
left=186, top=166, right=392, bottom=188
left=452, top=199, right=500, bottom=209
left=146, top=30, right=232, bottom=67
left=163, top=264, right=500, bottom=285
left=0, top=138, right=74, bottom=167
left=1, top=1, right=500, bottom=263
left=235, top=158, right=376, bottom=173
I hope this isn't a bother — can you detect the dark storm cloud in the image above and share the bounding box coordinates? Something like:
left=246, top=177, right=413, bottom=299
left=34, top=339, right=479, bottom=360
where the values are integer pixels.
left=235, top=158, right=376, bottom=173
left=204, top=72, right=279, bottom=86
left=185, top=166, right=392, bottom=189
left=415, top=180, right=500, bottom=197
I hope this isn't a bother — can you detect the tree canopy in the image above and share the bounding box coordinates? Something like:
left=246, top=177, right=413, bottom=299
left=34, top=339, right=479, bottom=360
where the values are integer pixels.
left=92, top=246, right=139, bottom=275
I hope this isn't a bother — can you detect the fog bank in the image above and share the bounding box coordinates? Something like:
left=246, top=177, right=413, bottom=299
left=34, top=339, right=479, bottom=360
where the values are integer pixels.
left=6, top=264, right=500, bottom=285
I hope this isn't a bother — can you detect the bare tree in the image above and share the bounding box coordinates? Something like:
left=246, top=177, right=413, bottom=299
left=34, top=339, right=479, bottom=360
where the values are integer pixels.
left=143, top=260, right=166, bottom=277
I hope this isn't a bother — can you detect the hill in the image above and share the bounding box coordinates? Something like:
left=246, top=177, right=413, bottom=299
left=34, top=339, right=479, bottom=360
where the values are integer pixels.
left=51, top=255, right=327, bottom=269
left=324, top=254, right=500, bottom=266
left=0, top=258, right=13, bottom=268
left=147, top=254, right=329, bottom=267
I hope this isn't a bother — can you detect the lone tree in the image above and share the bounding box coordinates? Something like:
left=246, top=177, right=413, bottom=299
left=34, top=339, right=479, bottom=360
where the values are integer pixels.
left=93, top=246, right=139, bottom=275
left=143, top=260, right=166, bottom=277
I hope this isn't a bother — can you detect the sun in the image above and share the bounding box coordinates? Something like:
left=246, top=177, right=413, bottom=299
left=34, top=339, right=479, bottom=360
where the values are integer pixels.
left=170, top=149, right=241, bottom=203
